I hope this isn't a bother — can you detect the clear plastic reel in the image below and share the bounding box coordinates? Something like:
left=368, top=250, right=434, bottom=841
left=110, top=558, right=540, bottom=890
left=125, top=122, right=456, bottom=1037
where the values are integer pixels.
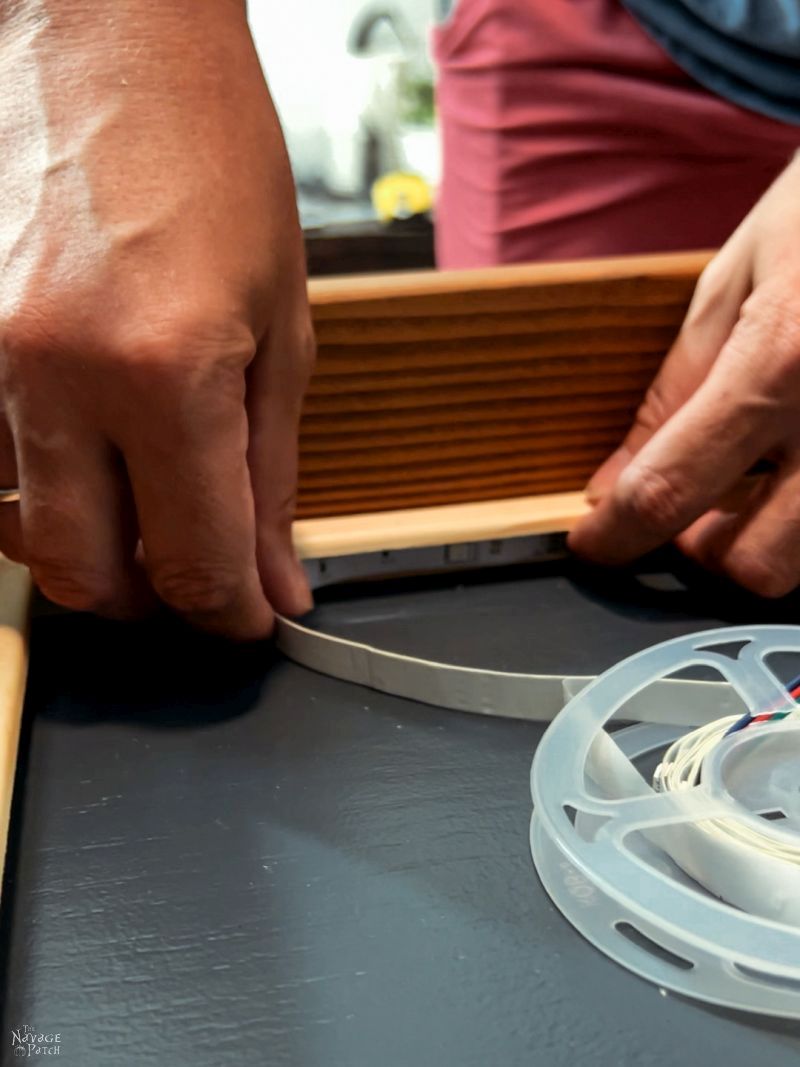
left=530, top=625, right=800, bottom=1017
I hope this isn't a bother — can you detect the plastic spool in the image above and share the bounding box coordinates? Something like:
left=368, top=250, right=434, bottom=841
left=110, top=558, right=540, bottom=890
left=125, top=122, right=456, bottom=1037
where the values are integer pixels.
left=530, top=624, right=800, bottom=1018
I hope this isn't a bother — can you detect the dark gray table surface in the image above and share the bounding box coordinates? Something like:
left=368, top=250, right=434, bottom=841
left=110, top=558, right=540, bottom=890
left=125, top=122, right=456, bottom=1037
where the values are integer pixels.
left=3, top=555, right=800, bottom=1066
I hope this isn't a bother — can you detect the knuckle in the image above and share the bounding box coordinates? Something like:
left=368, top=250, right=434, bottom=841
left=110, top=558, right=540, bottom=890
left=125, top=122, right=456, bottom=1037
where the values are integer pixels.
left=270, top=321, right=317, bottom=398
left=632, top=383, right=672, bottom=438
left=113, top=313, right=257, bottom=389
left=0, top=308, right=62, bottom=382
left=29, top=556, right=116, bottom=614
left=690, top=259, right=727, bottom=310
left=724, top=550, right=796, bottom=599
left=149, top=561, right=242, bottom=616
left=288, top=329, right=316, bottom=407
left=1, top=303, right=258, bottom=403
left=735, top=286, right=800, bottom=373
left=619, top=463, right=691, bottom=533
left=682, top=259, right=730, bottom=332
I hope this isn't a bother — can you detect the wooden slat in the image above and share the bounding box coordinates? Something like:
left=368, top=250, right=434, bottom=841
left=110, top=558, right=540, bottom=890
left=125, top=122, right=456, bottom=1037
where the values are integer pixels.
left=303, top=370, right=660, bottom=416
left=313, top=325, right=677, bottom=367
left=0, top=559, right=33, bottom=900
left=314, top=303, right=691, bottom=345
left=300, top=430, right=624, bottom=473
left=297, top=469, right=601, bottom=516
left=300, top=392, right=652, bottom=437
left=298, top=251, right=709, bottom=518
left=294, top=490, right=591, bottom=558
left=308, top=251, right=711, bottom=315
left=299, top=442, right=612, bottom=488
left=299, top=408, right=636, bottom=454
left=308, top=347, right=670, bottom=392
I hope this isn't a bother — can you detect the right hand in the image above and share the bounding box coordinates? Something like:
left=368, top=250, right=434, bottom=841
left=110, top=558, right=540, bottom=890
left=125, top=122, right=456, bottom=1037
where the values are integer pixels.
left=570, top=154, right=800, bottom=598
left=0, top=0, right=314, bottom=639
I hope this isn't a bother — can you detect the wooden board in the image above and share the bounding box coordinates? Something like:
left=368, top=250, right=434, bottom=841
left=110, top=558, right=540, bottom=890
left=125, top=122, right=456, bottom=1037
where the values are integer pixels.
left=0, top=559, right=33, bottom=899
left=299, top=250, right=711, bottom=518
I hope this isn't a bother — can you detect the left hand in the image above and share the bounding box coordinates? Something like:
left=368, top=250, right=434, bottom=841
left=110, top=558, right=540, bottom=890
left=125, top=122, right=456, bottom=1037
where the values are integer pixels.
left=0, top=0, right=314, bottom=639
left=569, top=153, right=800, bottom=597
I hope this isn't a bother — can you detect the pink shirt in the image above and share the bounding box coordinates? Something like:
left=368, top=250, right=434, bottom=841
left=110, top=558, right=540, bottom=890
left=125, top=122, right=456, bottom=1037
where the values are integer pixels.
left=433, top=0, right=800, bottom=268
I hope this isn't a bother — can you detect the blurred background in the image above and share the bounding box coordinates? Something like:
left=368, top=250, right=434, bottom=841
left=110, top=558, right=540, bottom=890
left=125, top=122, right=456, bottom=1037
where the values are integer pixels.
left=249, top=1, right=442, bottom=273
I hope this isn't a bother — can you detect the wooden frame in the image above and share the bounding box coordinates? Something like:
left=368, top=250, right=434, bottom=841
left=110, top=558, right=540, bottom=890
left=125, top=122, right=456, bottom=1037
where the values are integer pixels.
left=299, top=249, right=710, bottom=520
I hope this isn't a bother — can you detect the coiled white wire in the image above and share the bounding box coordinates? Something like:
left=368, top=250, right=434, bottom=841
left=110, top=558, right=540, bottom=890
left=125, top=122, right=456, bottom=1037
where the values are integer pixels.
left=653, top=716, right=800, bottom=864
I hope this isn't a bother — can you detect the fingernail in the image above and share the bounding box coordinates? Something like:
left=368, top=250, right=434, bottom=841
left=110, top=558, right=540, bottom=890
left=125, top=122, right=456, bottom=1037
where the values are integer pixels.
left=584, top=479, right=605, bottom=505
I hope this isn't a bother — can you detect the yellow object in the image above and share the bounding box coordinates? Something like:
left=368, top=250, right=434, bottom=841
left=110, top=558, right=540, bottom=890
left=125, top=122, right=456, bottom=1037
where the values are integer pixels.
left=371, top=171, right=432, bottom=221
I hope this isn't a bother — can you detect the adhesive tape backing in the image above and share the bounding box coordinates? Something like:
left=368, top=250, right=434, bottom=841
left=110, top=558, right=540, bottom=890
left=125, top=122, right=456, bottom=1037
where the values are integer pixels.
left=531, top=624, right=800, bottom=1017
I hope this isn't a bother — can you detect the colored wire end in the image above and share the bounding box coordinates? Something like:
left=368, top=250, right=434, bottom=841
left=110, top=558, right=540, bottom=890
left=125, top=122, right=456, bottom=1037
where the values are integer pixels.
left=724, top=672, right=800, bottom=737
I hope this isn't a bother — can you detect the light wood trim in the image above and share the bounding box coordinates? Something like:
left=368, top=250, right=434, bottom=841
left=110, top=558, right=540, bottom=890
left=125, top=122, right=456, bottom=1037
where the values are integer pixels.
left=300, top=251, right=710, bottom=518
left=293, top=490, right=590, bottom=559
left=0, top=559, right=33, bottom=899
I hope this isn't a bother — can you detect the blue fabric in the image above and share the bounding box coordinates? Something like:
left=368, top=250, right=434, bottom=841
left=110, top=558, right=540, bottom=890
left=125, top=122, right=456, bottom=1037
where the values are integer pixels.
left=621, top=0, right=800, bottom=124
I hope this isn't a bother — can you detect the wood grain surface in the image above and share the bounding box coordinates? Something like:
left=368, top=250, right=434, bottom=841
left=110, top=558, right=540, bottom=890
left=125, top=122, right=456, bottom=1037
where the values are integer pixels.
left=298, top=251, right=711, bottom=518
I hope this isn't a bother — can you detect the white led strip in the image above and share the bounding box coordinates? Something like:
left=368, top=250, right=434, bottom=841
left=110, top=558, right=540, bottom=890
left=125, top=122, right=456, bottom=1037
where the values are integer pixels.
left=275, top=614, right=742, bottom=726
